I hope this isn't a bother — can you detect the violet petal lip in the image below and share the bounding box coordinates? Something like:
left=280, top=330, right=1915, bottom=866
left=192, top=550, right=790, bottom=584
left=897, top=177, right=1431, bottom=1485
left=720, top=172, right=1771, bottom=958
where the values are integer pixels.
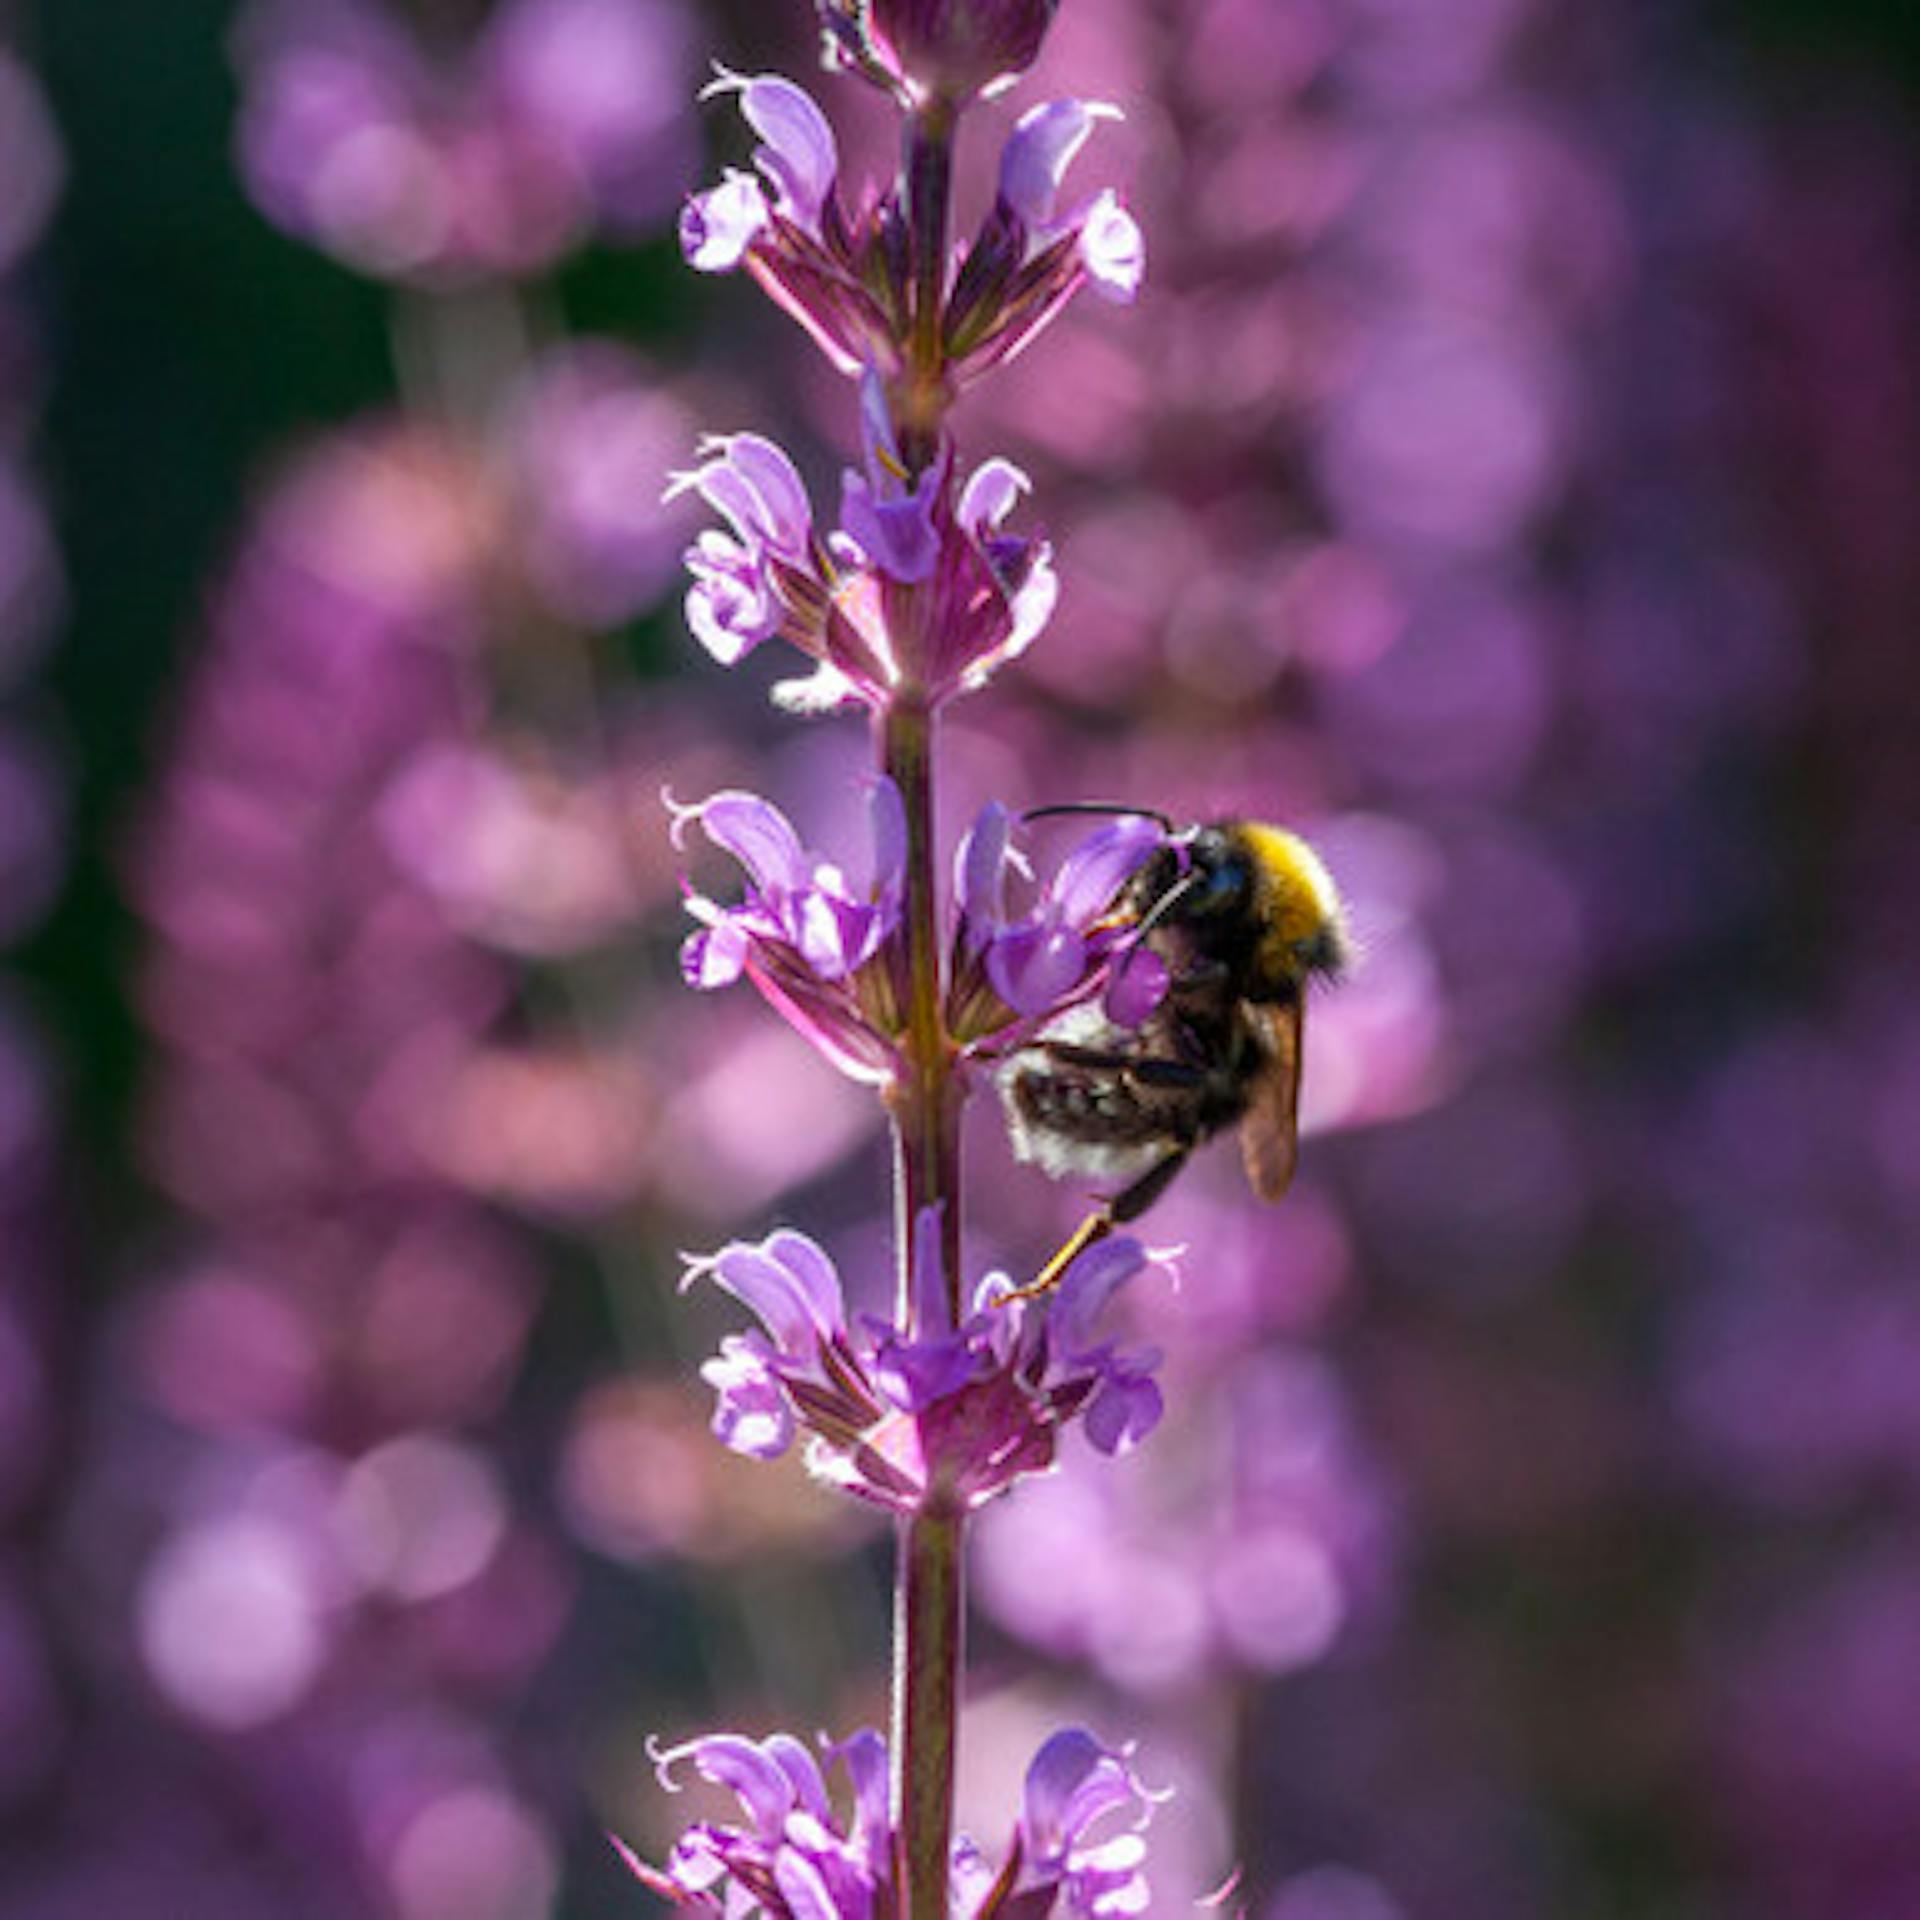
left=1079, top=190, right=1145, bottom=303
left=987, top=920, right=1087, bottom=1016
left=1052, top=816, right=1163, bottom=924
left=956, top=800, right=1016, bottom=934
left=689, top=790, right=809, bottom=895
left=1020, top=1727, right=1155, bottom=1867
left=680, top=170, right=768, bottom=270
left=997, top=97, right=1119, bottom=230
left=958, top=456, right=1032, bottom=535
left=692, top=1234, right=848, bottom=1356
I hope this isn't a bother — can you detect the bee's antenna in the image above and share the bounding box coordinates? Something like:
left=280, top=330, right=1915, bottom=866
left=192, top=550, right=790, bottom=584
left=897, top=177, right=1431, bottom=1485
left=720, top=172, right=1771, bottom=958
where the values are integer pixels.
left=1110, top=867, right=1202, bottom=987
left=1127, top=868, right=1200, bottom=945
left=1022, top=802, right=1177, bottom=833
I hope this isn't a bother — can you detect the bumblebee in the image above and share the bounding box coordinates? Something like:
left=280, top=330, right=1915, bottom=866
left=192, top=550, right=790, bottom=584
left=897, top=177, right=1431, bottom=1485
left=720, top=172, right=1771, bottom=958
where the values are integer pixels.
left=998, top=814, right=1349, bottom=1292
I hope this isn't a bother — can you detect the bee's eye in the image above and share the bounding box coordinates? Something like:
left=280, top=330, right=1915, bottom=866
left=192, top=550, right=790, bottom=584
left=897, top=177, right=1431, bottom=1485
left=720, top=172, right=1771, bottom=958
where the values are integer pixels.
left=1192, top=859, right=1249, bottom=915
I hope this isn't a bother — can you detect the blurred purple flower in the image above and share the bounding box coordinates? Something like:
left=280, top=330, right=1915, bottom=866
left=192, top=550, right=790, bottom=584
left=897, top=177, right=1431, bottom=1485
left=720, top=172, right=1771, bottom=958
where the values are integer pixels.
left=233, top=0, right=692, bottom=282
left=670, top=783, right=908, bottom=1084
left=682, top=1226, right=1166, bottom=1513
left=975, top=1349, right=1394, bottom=1690
left=0, top=461, right=66, bottom=688
left=478, top=0, right=695, bottom=232
left=624, top=1723, right=1156, bottom=1918
left=503, top=344, right=699, bottom=628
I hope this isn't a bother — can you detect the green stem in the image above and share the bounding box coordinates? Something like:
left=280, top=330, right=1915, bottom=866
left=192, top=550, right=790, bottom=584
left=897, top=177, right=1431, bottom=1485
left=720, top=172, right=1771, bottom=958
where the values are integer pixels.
left=880, top=697, right=963, bottom=1327
left=900, top=100, right=958, bottom=463
left=880, top=693, right=965, bottom=1920
left=885, top=89, right=970, bottom=1920
left=895, top=1509, right=964, bottom=1920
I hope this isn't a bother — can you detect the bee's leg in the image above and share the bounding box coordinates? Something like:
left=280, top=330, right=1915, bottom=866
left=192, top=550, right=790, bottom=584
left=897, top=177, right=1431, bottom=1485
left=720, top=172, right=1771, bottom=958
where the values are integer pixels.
left=1108, top=1145, right=1196, bottom=1223
left=1002, top=1143, right=1194, bottom=1303
left=1006, top=1209, right=1115, bottom=1303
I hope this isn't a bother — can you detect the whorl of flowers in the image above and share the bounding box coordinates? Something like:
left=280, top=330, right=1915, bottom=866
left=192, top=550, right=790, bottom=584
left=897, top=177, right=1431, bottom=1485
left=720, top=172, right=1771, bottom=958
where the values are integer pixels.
left=681, top=73, right=1139, bottom=386
left=667, top=783, right=1167, bottom=1083
left=623, top=1724, right=1158, bottom=1919
left=685, top=1222, right=1166, bottom=1510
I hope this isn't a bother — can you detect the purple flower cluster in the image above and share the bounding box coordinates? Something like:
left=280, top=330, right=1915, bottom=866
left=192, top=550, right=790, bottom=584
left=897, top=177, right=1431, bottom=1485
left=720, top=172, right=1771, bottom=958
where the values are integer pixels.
left=623, top=1723, right=1156, bottom=1920
left=686, top=1225, right=1165, bottom=1511
left=672, top=377, right=1059, bottom=711
left=670, top=784, right=1166, bottom=1084
left=233, top=0, right=694, bottom=281
left=113, top=425, right=582, bottom=1912
left=683, top=73, right=1139, bottom=385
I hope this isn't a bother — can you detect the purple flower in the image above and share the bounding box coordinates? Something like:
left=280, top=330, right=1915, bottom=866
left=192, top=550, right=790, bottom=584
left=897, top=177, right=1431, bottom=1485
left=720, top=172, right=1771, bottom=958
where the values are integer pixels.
left=679, top=68, right=854, bottom=327
left=940, top=99, right=1146, bottom=382
left=619, top=1723, right=1156, bottom=1919
left=948, top=806, right=1170, bottom=1046
left=623, top=1727, right=891, bottom=1917
left=670, top=783, right=907, bottom=1083
left=668, top=433, right=819, bottom=669
left=504, top=344, right=698, bottom=628
left=673, top=421, right=1060, bottom=712
left=839, top=371, right=944, bottom=586
left=677, top=59, right=1142, bottom=391
left=479, top=0, right=694, bottom=233
left=1011, top=1730, right=1159, bottom=1918
left=996, top=102, right=1145, bottom=308
left=232, top=0, right=691, bottom=283
left=682, top=1225, right=1167, bottom=1514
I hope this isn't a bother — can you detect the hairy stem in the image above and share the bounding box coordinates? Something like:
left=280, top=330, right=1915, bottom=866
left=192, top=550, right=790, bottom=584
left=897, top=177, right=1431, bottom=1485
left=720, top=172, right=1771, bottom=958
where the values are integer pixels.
left=880, top=697, right=965, bottom=1920
left=900, top=100, right=957, bottom=462
left=881, top=697, right=964, bottom=1326
left=886, top=89, right=970, bottom=1920
left=895, top=1507, right=964, bottom=1920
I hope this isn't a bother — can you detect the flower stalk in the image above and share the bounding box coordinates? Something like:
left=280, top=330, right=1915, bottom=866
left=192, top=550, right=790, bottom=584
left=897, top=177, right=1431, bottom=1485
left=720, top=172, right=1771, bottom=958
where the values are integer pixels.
left=902, top=101, right=958, bottom=453
left=641, top=8, right=1164, bottom=1913
left=896, top=1506, right=965, bottom=1920
left=887, top=99, right=965, bottom=1916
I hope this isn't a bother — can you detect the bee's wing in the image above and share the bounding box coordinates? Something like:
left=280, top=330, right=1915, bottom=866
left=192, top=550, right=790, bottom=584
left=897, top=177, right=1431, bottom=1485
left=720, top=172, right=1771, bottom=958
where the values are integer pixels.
left=1238, top=998, right=1304, bottom=1202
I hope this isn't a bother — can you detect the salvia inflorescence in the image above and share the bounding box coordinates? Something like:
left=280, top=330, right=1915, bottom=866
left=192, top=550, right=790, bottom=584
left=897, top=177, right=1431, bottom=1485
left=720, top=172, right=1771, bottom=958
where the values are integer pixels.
left=629, top=4, right=1328, bottom=1915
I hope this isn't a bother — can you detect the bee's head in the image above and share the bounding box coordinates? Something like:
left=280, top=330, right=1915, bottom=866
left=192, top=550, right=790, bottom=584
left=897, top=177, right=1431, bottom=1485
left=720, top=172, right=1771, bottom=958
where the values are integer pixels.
left=1120, top=825, right=1256, bottom=955
left=1169, top=825, right=1256, bottom=920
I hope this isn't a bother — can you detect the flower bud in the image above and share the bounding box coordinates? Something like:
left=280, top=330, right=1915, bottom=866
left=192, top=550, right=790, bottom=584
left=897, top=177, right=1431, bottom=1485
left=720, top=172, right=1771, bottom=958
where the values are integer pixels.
left=823, top=0, right=1059, bottom=105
